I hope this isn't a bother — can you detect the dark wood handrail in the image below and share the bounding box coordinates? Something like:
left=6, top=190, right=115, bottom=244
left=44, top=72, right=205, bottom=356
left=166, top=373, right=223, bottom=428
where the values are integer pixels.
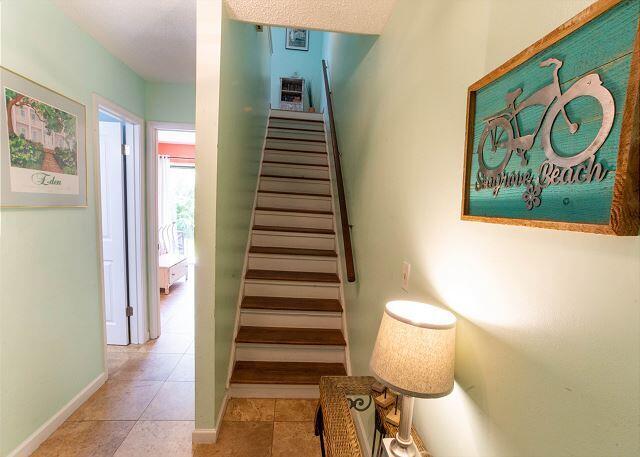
left=322, top=60, right=355, bottom=282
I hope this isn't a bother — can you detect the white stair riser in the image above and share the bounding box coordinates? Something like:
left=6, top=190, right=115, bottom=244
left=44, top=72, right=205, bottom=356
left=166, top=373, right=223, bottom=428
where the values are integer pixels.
left=268, top=129, right=325, bottom=141
left=271, top=111, right=324, bottom=121
left=264, top=150, right=328, bottom=166
left=248, top=254, right=337, bottom=274
left=266, top=140, right=325, bottom=153
left=257, top=194, right=332, bottom=212
left=254, top=211, right=334, bottom=230
left=259, top=177, right=331, bottom=195
left=262, top=163, right=329, bottom=180
left=235, top=344, right=345, bottom=363
left=239, top=310, right=342, bottom=329
left=251, top=232, right=335, bottom=250
left=269, top=125, right=326, bottom=136
left=244, top=280, right=340, bottom=299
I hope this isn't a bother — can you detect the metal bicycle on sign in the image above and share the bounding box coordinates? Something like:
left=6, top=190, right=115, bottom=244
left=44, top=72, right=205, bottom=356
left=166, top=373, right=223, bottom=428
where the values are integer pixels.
left=477, top=57, right=615, bottom=178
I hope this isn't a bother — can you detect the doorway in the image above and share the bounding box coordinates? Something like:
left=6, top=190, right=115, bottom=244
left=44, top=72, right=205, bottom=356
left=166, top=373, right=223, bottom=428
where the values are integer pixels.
left=95, top=96, right=146, bottom=348
left=147, top=122, right=196, bottom=341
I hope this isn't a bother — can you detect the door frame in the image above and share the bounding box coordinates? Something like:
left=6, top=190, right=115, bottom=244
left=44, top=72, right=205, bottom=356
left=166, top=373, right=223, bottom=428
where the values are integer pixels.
left=93, top=94, right=147, bottom=365
left=146, top=121, right=196, bottom=339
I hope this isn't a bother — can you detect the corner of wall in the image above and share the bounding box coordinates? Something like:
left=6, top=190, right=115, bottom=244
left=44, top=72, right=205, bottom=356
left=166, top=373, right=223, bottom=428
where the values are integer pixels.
left=212, top=13, right=272, bottom=420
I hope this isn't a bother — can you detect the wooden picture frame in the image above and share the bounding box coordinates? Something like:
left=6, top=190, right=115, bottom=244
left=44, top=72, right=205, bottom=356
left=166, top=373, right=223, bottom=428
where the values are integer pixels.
left=461, top=0, right=639, bottom=235
left=1, top=67, right=87, bottom=207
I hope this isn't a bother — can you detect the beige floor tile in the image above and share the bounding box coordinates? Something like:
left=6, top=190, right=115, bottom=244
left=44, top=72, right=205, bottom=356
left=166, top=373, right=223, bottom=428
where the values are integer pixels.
left=109, top=353, right=182, bottom=382
left=107, top=344, right=144, bottom=353
left=140, top=332, right=193, bottom=354
left=68, top=380, right=163, bottom=421
left=107, top=352, right=133, bottom=379
left=32, top=420, right=134, bottom=457
left=161, top=305, right=179, bottom=325
left=223, top=398, right=275, bottom=422
left=163, top=312, right=194, bottom=334
left=194, top=421, right=273, bottom=457
left=272, top=421, right=321, bottom=457
left=274, top=399, right=319, bottom=422
left=141, top=381, right=195, bottom=420
left=113, top=420, right=194, bottom=457
left=168, top=354, right=195, bottom=381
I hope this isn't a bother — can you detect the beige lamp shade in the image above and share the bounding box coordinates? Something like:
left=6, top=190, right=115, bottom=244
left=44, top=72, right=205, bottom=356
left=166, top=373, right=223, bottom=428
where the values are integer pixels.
left=369, top=300, right=456, bottom=398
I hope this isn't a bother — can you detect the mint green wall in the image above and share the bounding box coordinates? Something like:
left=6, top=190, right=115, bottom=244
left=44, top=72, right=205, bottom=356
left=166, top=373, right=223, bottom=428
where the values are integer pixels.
left=0, top=1, right=145, bottom=455
left=145, top=82, right=196, bottom=124
left=323, top=0, right=640, bottom=456
left=214, top=15, right=271, bottom=419
left=270, top=27, right=324, bottom=111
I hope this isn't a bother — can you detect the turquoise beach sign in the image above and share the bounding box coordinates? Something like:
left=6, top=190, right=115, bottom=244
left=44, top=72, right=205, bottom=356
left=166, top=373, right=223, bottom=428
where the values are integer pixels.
left=462, top=0, right=639, bottom=235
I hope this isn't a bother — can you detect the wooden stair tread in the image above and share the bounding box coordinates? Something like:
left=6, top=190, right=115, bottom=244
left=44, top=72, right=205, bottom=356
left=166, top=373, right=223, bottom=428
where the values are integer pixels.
left=268, top=125, right=324, bottom=133
left=236, top=326, right=346, bottom=346
left=241, top=296, right=343, bottom=312
left=249, top=246, right=337, bottom=257
left=230, top=361, right=346, bottom=385
left=269, top=116, right=324, bottom=124
left=260, top=174, right=329, bottom=182
left=252, top=225, right=335, bottom=235
left=258, top=190, right=331, bottom=198
left=267, top=136, right=326, bottom=143
left=255, top=206, right=333, bottom=215
left=245, top=269, right=340, bottom=283
left=265, top=148, right=326, bottom=155
left=262, top=160, right=328, bottom=168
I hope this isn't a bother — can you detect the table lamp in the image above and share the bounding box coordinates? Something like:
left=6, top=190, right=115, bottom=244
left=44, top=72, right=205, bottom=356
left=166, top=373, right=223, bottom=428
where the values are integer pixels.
left=370, top=300, right=456, bottom=457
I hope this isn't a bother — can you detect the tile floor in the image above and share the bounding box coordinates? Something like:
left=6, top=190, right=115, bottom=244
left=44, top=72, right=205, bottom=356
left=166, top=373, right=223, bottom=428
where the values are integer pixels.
left=32, top=273, right=323, bottom=456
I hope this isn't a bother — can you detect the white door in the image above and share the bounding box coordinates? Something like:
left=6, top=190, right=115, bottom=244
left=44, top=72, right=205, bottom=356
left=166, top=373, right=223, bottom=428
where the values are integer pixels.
left=100, top=120, right=129, bottom=345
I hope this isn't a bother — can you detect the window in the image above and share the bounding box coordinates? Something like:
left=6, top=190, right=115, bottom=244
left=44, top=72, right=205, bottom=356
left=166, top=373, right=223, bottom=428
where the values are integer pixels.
left=31, top=128, right=42, bottom=144
left=16, top=122, right=28, bottom=138
left=31, top=111, right=37, bottom=123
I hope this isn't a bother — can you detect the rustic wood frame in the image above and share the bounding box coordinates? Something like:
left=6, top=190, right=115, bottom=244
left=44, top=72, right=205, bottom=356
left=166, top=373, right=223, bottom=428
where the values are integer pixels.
left=461, top=0, right=640, bottom=235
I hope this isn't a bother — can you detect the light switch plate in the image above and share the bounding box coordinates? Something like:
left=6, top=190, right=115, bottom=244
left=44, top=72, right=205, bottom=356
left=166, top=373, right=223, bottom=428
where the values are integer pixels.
left=401, top=261, right=411, bottom=291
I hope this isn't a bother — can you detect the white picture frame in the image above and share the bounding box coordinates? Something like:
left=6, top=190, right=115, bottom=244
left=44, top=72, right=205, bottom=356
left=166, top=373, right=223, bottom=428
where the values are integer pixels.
left=1, top=67, right=87, bottom=207
left=285, top=28, right=309, bottom=51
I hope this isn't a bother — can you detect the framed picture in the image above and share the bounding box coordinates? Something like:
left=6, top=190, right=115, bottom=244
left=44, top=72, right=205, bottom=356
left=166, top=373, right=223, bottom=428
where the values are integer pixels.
left=1, top=67, right=87, bottom=207
left=285, top=28, right=309, bottom=51
left=461, top=0, right=639, bottom=235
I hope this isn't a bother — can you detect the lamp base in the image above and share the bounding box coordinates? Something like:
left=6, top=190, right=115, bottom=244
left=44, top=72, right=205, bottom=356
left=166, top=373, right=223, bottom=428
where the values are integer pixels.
left=382, top=437, right=420, bottom=457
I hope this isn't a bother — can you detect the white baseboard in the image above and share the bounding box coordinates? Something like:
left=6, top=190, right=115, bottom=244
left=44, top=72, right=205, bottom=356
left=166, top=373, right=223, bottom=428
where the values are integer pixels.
left=192, top=428, right=218, bottom=444
left=192, top=393, right=229, bottom=444
left=7, top=372, right=107, bottom=457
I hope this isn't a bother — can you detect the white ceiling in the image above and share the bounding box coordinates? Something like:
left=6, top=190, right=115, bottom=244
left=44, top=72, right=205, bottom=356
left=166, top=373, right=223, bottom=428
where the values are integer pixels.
left=53, top=0, right=396, bottom=83
left=53, top=0, right=196, bottom=83
left=224, top=0, right=398, bottom=34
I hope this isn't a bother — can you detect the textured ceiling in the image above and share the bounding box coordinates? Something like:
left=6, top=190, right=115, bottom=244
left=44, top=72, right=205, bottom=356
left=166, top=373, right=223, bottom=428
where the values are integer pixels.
left=52, top=0, right=394, bottom=83
left=53, top=0, right=196, bottom=83
left=224, top=0, right=397, bottom=34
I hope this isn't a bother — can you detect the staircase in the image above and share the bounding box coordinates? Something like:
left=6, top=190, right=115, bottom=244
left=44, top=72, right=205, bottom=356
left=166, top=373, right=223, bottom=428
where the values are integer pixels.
left=228, top=109, right=349, bottom=397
